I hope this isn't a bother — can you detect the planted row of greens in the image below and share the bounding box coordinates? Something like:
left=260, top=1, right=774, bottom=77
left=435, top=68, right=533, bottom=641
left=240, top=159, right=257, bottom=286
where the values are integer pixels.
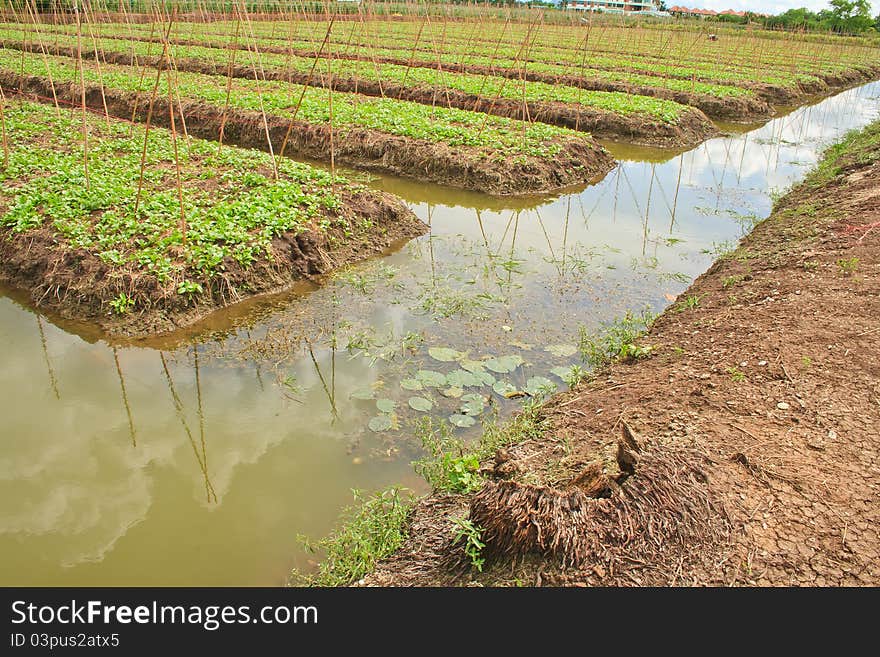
left=58, top=18, right=871, bottom=91
left=0, top=47, right=596, bottom=163
left=25, top=17, right=879, bottom=78
left=0, top=27, right=697, bottom=126
left=238, top=27, right=822, bottom=90
left=22, top=22, right=762, bottom=100
left=0, top=100, right=399, bottom=310
left=268, top=18, right=880, bottom=77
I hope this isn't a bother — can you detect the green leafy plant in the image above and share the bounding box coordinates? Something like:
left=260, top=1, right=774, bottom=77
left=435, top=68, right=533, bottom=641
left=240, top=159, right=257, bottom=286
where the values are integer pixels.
left=108, top=292, right=135, bottom=316
left=413, top=419, right=483, bottom=493
left=726, top=366, right=746, bottom=382
left=837, top=257, right=860, bottom=275
left=578, top=310, right=656, bottom=369
left=290, top=487, right=412, bottom=587
left=676, top=294, right=703, bottom=311
left=722, top=274, right=745, bottom=288
left=451, top=516, right=487, bottom=572
left=562, top=364, right=589, bottom=387
left=177, top=280, right=204, bottom=296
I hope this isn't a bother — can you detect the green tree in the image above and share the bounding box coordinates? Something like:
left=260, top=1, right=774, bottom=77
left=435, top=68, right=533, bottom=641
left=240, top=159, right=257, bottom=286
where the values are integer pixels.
left=828, top=0, right=873, bottom=32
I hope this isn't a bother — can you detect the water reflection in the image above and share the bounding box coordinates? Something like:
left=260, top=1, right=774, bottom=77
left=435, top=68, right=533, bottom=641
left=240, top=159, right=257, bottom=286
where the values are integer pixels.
left=0, top=81, right=878, bottom=585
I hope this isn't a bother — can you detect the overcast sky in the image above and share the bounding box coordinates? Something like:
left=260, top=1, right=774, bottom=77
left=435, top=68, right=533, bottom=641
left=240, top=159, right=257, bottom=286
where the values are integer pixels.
left=678, top=0, right=880, bottom=15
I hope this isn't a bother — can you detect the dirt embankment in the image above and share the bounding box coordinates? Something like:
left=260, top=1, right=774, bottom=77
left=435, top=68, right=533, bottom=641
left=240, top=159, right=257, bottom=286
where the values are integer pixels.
left=3, top=40, right=716, bottom=148
left=0, top=187, right=425, bottom=338
left=0, top=71, right=614, bottom=196
left=365, top=121, right=880, bottom=587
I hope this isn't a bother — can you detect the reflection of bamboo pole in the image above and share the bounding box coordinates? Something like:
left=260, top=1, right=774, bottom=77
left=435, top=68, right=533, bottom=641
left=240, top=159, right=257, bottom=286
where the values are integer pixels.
left=643, top=164, right=655, bottom=257
left=475, top=208, right=489, bottom=253
left=562, top=195, right=571, bottom=274
left=612, top=165, right=621, bottom=224
left=194, top=344, right=208, bottom=500
left=427, top=203, right=436, bottom=292
left=670, top=155, right=683, bottom=233
left=534, top=207, right=560, bottom=278
left=506, top=210, right=520, bottom=292
left=736, top=132, right=749, bottom=186
left=113, top=347, right=137, bottom=448
left=244, top=329, right=266, bottom=391
left=305, top=338, right=338, bottom=420
left=160, top=352, right=217, bottom=504
left=37, top=315, right=60, bottom=401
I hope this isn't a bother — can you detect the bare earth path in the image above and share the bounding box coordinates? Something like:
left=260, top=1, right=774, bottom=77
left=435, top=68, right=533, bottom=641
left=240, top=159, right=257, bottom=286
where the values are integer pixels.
left=364, top=121, right=880, bottom=587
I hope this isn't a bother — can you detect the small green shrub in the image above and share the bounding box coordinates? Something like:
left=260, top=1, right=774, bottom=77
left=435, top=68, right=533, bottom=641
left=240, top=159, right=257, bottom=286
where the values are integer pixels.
left=290, top=487, right=413, bottom=587
left=109, top=292, right=135, bottom=315
left=578, top=310, right=656, bottom=369
left=451, top=516, right=487, bottom=572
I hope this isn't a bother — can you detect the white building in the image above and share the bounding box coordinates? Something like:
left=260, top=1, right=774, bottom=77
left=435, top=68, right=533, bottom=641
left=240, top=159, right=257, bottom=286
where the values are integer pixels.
left=566, top=0, right=667, bottom=15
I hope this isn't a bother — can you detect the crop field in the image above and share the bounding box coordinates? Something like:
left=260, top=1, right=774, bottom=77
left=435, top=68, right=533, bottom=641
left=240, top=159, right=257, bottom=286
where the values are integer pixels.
left=0, top=99, right=427, bottom=332
left=25, top=13, right=880, bottom=112
left=0, top=0, right=878, bottom=333
left=0, top=25, right=718, bottom=146
left=3, top=0, right=880, bottom=598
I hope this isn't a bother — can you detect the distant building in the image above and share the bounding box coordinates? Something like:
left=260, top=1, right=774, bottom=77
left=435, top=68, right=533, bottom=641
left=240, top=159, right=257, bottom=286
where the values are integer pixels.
left=668, top=7, right=766, bottom=18
left=566, top=0, right=668, bottom=15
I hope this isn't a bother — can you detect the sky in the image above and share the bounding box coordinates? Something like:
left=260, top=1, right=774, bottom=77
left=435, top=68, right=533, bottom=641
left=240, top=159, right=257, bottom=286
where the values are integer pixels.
left=694, top=0, right=880, bottom=15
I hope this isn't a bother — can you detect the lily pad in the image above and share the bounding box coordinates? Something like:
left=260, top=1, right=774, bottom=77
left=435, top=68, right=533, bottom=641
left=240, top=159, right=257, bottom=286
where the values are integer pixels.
left=448, top=414, right=477, bottom=428
left=484, top=355, right=525, bottom=374
left=440, top=386, right=465, bottom=399
left=408, top=396, right=434, bottom=412
left=460, top=359, right=486, bottom=374
left=550, top=366, right=573, bottom=380
left=351, top=388, right=375, bottom=401
left=416, top=370, right=447, bottom=387
left=376, top=398, right=396, bottom=413
left=445, top=369, right=479, bottom=388
left=368, top=415, right=393, bottom=432
left=460, top=394, right=487, bottom=416
left=524, top=376, right=557, bottom=397
left=400, top=378, right=423, bottom=391
left=546, top=344, right=578, bottom=358
left=492, top=380, right=518, bottom=397
left=473, top=370, right=496, bottom=386
left=428, top=347, right=463, bottom=362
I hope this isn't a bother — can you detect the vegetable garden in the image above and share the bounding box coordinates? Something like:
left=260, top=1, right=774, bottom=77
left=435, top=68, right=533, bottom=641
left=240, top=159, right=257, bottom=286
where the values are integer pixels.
left=0, top=0, right=878, bottom=334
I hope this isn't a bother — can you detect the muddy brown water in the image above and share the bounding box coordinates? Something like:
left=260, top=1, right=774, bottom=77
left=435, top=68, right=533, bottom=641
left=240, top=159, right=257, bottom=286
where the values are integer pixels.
left=1, top=82, right=878, bottom=586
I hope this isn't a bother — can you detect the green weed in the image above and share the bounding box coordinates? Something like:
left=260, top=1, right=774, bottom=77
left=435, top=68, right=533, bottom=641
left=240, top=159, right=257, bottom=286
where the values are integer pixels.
left=290, top=487, right=413, bottom=587
left=676, top=294, right=703, bottom=311
left=837, top=257, right=860, bottom=275
left=726, top=366, right=746, bottom=382
left=578, top=310, right=656, bottom=369
left=108, top=292, right=135, bottom=316
left=451, top=517, right=487, bottom=572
